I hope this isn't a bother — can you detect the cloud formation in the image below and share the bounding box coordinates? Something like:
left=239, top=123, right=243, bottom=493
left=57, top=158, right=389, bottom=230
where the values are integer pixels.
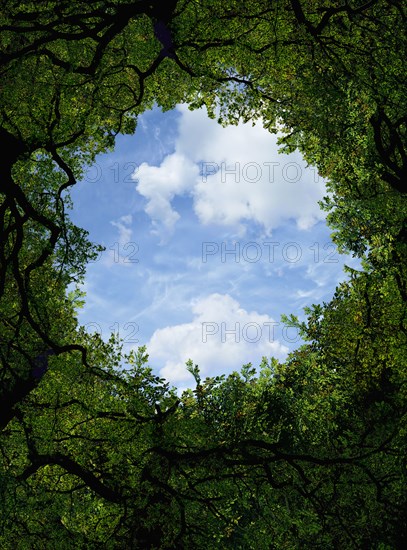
left=146, top=293, right=289, bottom=388
left=135, top=105, right=326, bottom=240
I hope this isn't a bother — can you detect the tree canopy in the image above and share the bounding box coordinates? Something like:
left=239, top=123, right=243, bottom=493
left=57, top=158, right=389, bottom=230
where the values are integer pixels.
left=1, top=1, right=406, bottom=548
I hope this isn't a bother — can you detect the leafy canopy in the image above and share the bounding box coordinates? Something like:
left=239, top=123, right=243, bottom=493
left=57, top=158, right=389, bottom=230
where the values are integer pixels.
left=1, top=1, right=406, bottom=547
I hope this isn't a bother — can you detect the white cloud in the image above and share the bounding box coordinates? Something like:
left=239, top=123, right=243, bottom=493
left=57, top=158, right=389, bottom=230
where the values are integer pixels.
left=134, top=105, right=326, bottom=238
left=146, top=293, right=288, bottom=388
left=101, top=214, right=135, bottom=267
left=136, top=153, right=199, bottom=241
left=296, top=289, right=316, bottom=299
left=110, top=214, right=133, bottom=244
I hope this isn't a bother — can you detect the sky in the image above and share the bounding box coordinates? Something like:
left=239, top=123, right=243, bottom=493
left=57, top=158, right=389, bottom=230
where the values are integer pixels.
left=69, top=104, right=359, bottom=391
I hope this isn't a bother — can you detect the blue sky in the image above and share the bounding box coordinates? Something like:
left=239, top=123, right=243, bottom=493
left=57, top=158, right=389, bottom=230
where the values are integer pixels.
left=69, top=104, right=359, bottom=391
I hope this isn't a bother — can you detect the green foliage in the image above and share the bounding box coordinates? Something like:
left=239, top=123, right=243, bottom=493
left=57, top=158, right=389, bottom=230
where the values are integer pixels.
left=1, top=1, right=406, bottom=548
